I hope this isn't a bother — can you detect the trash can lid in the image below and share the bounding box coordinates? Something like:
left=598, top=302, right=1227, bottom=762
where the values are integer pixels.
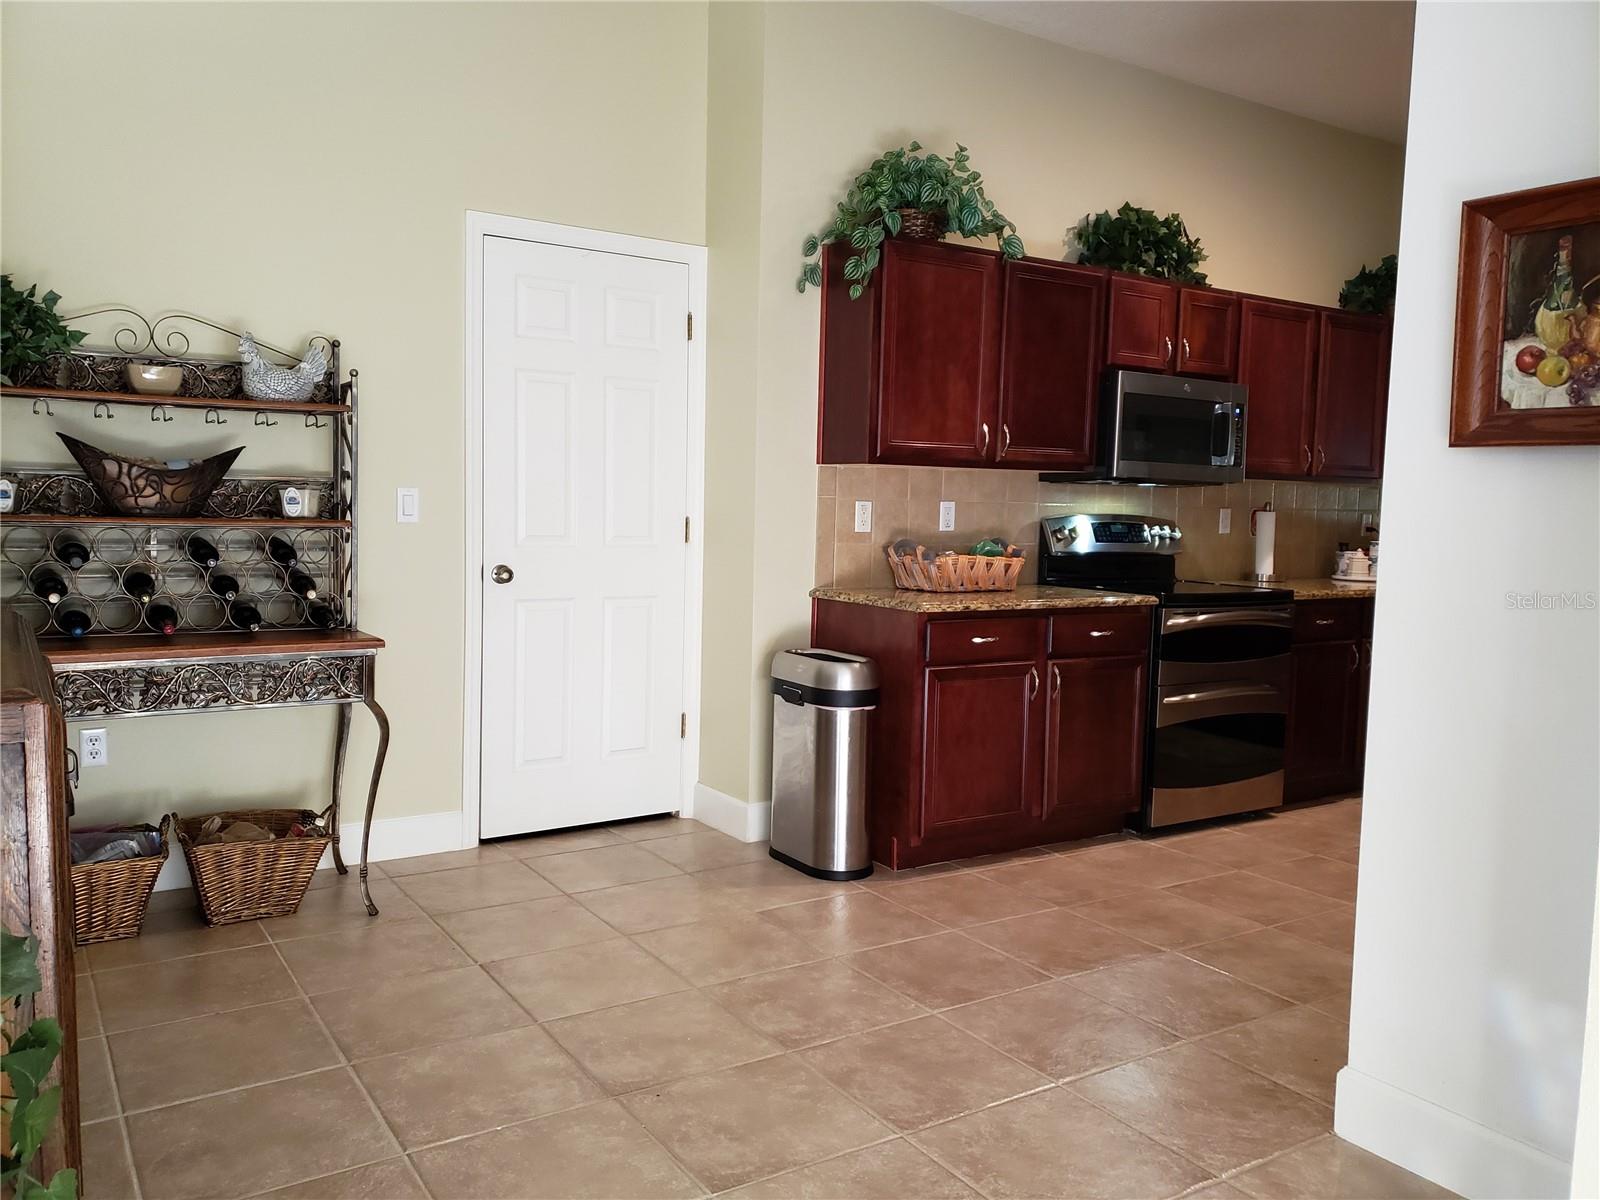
left=770, top=648, right=879, bottom=694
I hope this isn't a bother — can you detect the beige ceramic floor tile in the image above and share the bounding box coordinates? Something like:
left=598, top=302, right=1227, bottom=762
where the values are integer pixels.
left=705, top=959, right=925, bottom=1049
left=1182, top=1182, right=1252, bottom=1199
left=257, top=1158, right=429, bottom=1200
left=94, top=944, right=297, bottom=1033
left=1184, top=927, right=1353, bottom=1003
left=1274, top=906, right=1357, bottom=953
left=1165, top=870, right=1344, bottom=925
left=1071, top=887, right=1262, bottom=949
left=909, top=1086, right=1212, bottom=1200
left=574, top=873, right=752, bottom=933
left=634, top=914, right=826, bottom=985
left=1230, top=1134, right=1456, bottom=1199
left=638, top=830, right=770, bottom=872
left=486, top=938, right=690, bottom=1020
left=126, top=1069, right=398, bottom=1200
left=529, top=843, right=686, bottom=893
left=85, top=907, right=265, bottom=972
left=1236, top=818, right=1359, bottom=858
left=608, top=815, right=706, bottom=842
left=275, top=917, right=468, bottom=994
left=355, top=1024, right=603, bottom=1148
left=845, top=931, right=1049, bottom=1008
left=436, top=894, right=619, bottom=962
left=76, top=973, right=101, bottom=1038
left=623, top=1054, right=892, bottom=1193
left=1199, top=1005, right=1349, bottom=1104
left=78, top=1036, right=118, bottom=1122
left=1157, top=825, right=1310, bottom=869
left=1070, top=953, right=1290, bottom=1037
left=697, top=858, right=862, bottom=909
left=1065, top=840, right=1229, bottom=888
left=496, top=825, right=626, bottom=858
left=963, top=907, right=1158, bottom=976
left=1310, top=986, right=1352, bottom=1022
left=803, top=1015, right=1051, bottom=1132
left=109, top=998, right=339, bottom=1112
left=978, top=856, right=1150, bottom=906
left=312, top=965, right=530, bottom=1060
left=760, top=891, right=944, bottom=954
left=391, top=860, right=558, bottom=913
left=80, top=1118, right=136, bottom=1200
left=1249, top=854, right=1360, bottom=902
left=260, top=878, right=425, bottom=940
left=874, top=872, right=1053, bottom=926
left=721, top=1138, right=978, bottom=1199
left=545, top=988, right=779, bottom=1093
left=1070, top=1043, right=1330, bottom=1175
left=410, top=1099, right=702, bottom=1200
left=942, top=979, right=1178, bottom=1080
left=379, top=843, right=511, bottom=876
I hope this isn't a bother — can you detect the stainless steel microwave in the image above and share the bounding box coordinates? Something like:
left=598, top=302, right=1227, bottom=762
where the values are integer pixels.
left=1098, top=370, right=1247, bottom=485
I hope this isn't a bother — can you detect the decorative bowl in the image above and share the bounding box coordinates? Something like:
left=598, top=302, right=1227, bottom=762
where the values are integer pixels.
left=124, top=362, right=183, bottom=396
left=58, top=433, right=243, bottom=517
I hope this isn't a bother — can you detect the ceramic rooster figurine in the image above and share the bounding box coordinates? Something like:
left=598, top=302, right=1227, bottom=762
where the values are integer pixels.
left=238, top=332, right=327, bottom=402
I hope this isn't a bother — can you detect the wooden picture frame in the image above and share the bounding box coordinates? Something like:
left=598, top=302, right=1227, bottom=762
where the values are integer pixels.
left=1449, top=176, right=1600, bottom=446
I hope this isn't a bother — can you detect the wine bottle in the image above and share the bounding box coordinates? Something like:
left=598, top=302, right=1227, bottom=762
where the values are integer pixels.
left=266, top=536, right=299, bottom=568
left=307, top=602, right=340, bottom=629
left=146, top=601, right=180, bottom=635
left=56, top=603, right=93, bottom=638
left=122, top=568, right=158, bottom=604
left=208, top=572, right=241, bottom=600
left=54, top=536, right=90, bottom=571
left=286, top=569, right=318, bottom=600
left=186, top=535, right=221, bottom=569
left=228, top=599, right=263, bottom=632
left=30, top=568, right=67, bottom=606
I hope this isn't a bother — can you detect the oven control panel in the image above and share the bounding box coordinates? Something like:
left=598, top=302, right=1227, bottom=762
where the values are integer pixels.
left=1040, top=514, right=1184, bottom=555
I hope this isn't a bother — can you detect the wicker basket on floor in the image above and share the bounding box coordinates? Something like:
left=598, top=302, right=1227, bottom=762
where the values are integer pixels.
left=885, top=544, right=1025, bottom=592
left=70, top=815, right=172, bottom=945
left=177, top=807, right=331, bottom=926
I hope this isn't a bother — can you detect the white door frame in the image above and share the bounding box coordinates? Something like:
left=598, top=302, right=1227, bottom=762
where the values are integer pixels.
left=461, top=210, right=707, bottom=849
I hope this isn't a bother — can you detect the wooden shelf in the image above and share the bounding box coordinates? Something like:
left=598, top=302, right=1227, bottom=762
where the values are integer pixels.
left=42, top=628, right=385, bottom=667
left=0, top=513, right=349, bottom=529
left=1, top=385, right=350, bottom=416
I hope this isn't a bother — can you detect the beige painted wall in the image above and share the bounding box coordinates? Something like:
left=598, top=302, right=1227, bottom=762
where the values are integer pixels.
left=713, top=2, right=1405, bottom=809
left=0, top=1, right=709, bottom=825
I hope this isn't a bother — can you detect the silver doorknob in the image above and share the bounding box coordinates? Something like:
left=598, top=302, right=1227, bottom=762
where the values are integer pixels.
left=491, top=564, right=514, bottom=584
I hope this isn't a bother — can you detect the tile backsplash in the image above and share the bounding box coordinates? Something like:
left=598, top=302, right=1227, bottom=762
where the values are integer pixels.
left=816, top=465, right=1380, bottom=589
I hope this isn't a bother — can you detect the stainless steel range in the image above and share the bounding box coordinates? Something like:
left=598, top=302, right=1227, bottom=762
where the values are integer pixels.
left=1038, top=513, right=1294, bottom=829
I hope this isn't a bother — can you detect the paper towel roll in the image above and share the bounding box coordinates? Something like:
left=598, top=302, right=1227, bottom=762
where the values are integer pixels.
left=1253, top=509, right=1277, bottom=580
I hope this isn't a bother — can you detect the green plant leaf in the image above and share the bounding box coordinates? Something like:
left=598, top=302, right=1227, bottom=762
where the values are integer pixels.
left=842, top=256, right=865, bottom=281
left=19, top=1167, right=77, bottom=1200
left=11, top=1087, right=60, bottom=1165
left=864, top=246, right=880, bottom=270
left=1001, top=234, right=1025, bottom=258
left=849, top=226, right=870, bottom=249
left=3, top=1045, right=60, bottom=1106
left=1, top=930, right=42, bottom=999
left=801, top=234, right=820, bottom=257
left=883, top=210, right=902, bottom=236
left=804, top=262, right=823, bottom=288
left=848, top=283, right=864, bottom=300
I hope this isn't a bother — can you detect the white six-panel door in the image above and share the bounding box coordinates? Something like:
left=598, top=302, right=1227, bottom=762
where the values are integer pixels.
left=480, top=235, right=690, bottom=838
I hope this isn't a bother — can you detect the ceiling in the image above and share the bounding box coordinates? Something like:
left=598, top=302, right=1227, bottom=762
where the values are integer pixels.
left=939, top=1, right=1414, bottom=144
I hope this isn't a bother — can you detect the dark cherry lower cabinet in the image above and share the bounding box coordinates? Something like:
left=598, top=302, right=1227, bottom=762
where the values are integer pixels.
left=812, top=600, right=1153, bottom=869
left=1285, top=598, right=1373, bottom=801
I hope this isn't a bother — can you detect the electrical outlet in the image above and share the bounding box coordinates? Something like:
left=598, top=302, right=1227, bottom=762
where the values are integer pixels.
left=1361, top=511, right=1375, bottom=527
left=938, top=500, right=956, bottom=532
left=80, top=728, right=109, bottom=768
left=853, top=500, right=873, bottom=534
left=1218, top=507, right=1232, bottom=535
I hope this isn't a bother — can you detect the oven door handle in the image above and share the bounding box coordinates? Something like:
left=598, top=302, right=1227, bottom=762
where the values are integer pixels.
left=1157, top=682, right=1286, bottom=726
left=1162, top=606, right=1293, bottom=633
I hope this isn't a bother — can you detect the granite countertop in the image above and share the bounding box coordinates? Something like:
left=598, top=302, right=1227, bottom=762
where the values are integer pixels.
left=810, top=584, right=1158, bottom=613
left=1271, top=577, right=1378, bottom=600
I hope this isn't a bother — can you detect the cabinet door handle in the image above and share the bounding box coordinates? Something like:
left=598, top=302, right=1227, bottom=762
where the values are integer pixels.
left=1000, top=423, right=1011, bottom=456
left=1314, top=617, right=1336, bottom=626
left=1303, top=444, right=1313, bottom=473
left=1350, top=643, right=1361, bottom=671
left=1317, top=446, right=1327, bottom=472
left=1182, top=336, right=1191, bottom=360
left=1028, top=667, right=1040, bottom=699
left=1164, top=336, right=1174, bottom=363
left=970, top=635, right=999, bottom=644
left=980, top=422, right=990, bottom=455
left=1051, top=664, right=1061, bottom=697
left=1088, top=629, right=1114, bottom=637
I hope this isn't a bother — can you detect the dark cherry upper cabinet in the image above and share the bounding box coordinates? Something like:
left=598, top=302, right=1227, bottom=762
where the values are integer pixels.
left=818, top=239, right=1001, bottom=465
left=920, top=661, right=1043, bottom=844
left=1105, top=275, right=1178, bottom=372
left=995, top=259, right=1108, bottom=469
left=1238, top=298, right=1320, bottom=478
left=1176, top=288, right=1239, bottom=378
left=1314, top=311, right=1390, bottom=479
left=1042, top=652, right=1147, bottom=837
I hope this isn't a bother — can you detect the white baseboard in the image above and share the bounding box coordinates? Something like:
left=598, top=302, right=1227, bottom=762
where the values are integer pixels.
left=690, top=781, right=770, bottom=844
left=1334, top=1065, right=1572, bottom=1199
left=151, top=809, right=468, bottom=891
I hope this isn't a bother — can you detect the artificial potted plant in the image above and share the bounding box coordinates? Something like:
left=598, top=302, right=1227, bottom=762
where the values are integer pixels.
left=797, top=142, right=1024, bottom=299
left=1071, top=203, right=1209, bottom=284
left=1339, top=254, right=1398, bottom=315
left=1, top=276, right=86, bottom=387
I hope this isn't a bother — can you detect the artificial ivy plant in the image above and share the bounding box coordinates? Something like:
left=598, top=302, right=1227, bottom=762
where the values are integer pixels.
left=1073, top=203, right=1209, bottom=285
left=2, top=929, right=78, bottom=1200
left=1339, top=254, right=1398, bottom=314
left=1, top=277, right=86, bottom=387
left=797, top=142, right=1024, bottom=299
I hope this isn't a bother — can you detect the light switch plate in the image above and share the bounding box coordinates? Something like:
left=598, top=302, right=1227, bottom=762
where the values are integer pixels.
left=854, top=500, right=873, bottom=533
left=938, top=501, right=956, bottom=532
left=397, top=487, right=420, bottom=523
left=1218, top=507, right=1232, bottom=535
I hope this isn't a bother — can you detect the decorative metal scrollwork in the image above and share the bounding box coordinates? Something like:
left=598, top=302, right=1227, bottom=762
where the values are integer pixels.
left=53, top=655, right=369, bottom=718
left=4, top=471, right=338, bottom=521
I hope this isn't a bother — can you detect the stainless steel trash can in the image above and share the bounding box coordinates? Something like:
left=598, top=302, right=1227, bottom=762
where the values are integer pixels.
left=769, top=649, right=879, bottom=880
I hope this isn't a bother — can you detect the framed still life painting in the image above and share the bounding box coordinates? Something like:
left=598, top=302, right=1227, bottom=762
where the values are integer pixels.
left=1450, top=175, right=1600, bottom=446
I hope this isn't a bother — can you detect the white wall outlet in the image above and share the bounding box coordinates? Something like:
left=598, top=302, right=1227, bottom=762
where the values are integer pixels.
left=396, top=487, right=420, bottom=523
left=1218, top=507, right=1232, bottom=535
left=1361, top=511, right=1375, bottom=527
left=853, top=500, right=873, bottom=533
left=938, top=500, right=956, bottom=532
left=80, top=728, right=109, bottom=768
